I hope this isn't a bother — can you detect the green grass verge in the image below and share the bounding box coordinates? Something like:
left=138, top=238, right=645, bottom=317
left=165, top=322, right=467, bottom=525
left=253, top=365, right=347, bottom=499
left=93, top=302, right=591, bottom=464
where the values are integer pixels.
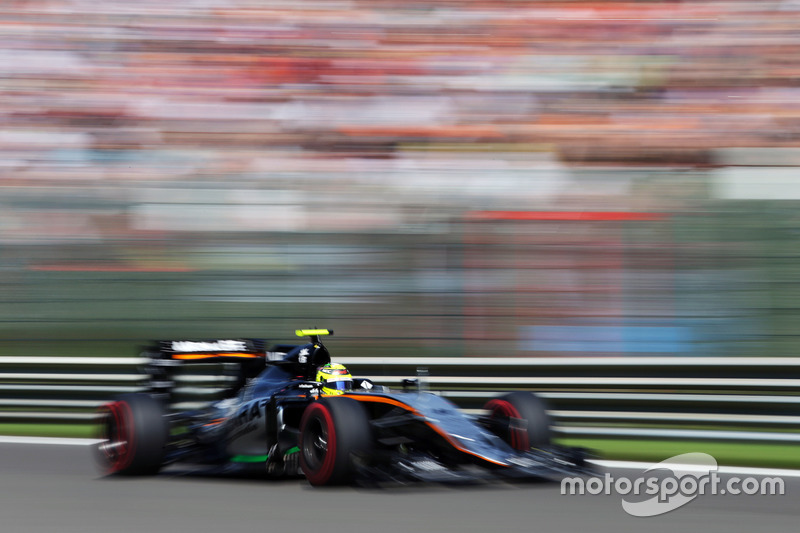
left=0, top=423, right=96, bottom=439
left=556, top=437, right=800, bottom=470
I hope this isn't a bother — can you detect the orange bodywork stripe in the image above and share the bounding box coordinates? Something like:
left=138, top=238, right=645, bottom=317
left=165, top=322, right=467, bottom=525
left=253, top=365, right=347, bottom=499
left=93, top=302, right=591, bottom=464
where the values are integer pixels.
left=203, top=418, right=226, bottom=427
left=344, top=395, right=507, bottom=466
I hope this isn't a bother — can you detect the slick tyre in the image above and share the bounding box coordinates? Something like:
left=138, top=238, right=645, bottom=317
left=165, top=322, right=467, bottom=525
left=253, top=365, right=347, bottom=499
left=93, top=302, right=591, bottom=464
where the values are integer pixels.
left=299, top=397, right=372, bottom=486
left=96, top=393, right=168, bottom=476
left=484, top=391, right=551, bottom=450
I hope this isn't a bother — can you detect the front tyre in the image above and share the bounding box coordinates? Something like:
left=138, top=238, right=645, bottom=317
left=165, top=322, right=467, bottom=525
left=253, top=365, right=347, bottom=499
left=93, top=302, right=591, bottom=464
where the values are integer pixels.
left=299, top=397, right=372, bottom=486
left=95, top=393, right=168, bottom=476
left=484, top=391, right=551, bottom=450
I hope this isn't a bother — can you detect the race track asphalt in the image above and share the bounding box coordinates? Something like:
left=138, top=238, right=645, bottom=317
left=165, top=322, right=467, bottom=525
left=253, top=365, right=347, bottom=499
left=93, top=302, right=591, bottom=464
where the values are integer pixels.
left=0, top=441, right=795, bottom=533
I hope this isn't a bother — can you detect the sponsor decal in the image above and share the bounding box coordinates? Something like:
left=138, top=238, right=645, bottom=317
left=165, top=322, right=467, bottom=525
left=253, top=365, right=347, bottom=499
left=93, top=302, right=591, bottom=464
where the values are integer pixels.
left=229, top=399, right=268, bottom=438
left=171, top=340, right=248, bottom=353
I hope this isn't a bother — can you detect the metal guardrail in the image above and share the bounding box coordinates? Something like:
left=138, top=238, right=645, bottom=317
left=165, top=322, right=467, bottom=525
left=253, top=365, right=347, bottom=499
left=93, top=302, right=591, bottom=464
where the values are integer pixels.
left=1, top=356, right=799, bottom=443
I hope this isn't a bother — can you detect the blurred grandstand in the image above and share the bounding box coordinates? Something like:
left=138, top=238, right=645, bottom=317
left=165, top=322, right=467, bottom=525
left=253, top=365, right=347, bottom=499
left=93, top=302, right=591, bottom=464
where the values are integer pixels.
left=2, top=1, right=800, bottom=358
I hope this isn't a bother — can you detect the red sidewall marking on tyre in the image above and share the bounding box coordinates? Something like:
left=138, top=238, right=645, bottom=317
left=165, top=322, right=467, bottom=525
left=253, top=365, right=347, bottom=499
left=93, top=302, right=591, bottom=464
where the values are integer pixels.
left=106, top=401, right=136, bottom=474
left=486, top=399, right=528, bottom=451
left=301, top=403, right=337, bottom=485
left=119, top=401, right=136, bottom=472
left=105, top=403, right=124, bottom=473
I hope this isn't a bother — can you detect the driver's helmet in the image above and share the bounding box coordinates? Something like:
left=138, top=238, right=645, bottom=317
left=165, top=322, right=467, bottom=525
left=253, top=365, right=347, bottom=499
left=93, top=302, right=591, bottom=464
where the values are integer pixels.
left=315, top=362, right=353, bottom=395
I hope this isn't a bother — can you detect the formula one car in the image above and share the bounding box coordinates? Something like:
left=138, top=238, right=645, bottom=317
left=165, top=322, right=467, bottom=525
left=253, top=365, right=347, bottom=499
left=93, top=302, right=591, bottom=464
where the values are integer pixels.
left=95, top=329, right=589, bottom=485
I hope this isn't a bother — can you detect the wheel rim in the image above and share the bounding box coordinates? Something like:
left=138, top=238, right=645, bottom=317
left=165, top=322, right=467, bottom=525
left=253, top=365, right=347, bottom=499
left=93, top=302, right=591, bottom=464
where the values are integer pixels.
left=486, top=399, right=529, bottom=451
left=302, top=416, right=329, bottom=470
left=300, top=402, right=339, bottom=485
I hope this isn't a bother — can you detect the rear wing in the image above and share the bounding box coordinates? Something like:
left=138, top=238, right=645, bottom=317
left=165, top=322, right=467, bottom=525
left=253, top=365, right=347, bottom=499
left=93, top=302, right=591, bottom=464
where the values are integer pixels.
left=142, top=338, right=269, bottom=402
left=141, top=329, right=335, bottom=401
left=157, top=339, right=267, bottom=361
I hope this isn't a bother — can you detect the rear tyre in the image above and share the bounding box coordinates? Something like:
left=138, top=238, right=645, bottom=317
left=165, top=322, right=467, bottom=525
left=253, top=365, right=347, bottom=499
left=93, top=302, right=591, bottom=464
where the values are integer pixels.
left=299, top=397, right=372, bottom=486
left=484, top=391, right=551, bottom=450
left=95, top=393, right=168, bottom=476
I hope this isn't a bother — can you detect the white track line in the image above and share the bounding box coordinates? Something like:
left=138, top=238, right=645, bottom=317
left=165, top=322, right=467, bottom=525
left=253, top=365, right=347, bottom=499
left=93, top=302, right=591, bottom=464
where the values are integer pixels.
left=2, top=436, right=799, bottom=479
left=591, top=459, right=800, bottom=478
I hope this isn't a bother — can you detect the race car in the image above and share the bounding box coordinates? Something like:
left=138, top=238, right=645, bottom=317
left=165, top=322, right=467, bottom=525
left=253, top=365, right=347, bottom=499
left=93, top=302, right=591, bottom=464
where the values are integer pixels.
left=95, top=329, right=589, bottom=485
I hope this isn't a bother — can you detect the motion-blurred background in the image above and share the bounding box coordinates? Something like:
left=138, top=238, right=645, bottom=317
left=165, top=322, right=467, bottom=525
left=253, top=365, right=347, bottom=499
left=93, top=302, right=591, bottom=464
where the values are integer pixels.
left=0, top=0, right=800, bottom=465
left=3, top=1, right=800, bottom=460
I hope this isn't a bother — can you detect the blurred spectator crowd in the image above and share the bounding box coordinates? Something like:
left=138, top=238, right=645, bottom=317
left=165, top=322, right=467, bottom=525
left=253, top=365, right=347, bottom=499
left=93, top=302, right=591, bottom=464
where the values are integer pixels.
left=2, top=0, right=800, bottom=237
left=3, top=1, right=799, bottom=356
